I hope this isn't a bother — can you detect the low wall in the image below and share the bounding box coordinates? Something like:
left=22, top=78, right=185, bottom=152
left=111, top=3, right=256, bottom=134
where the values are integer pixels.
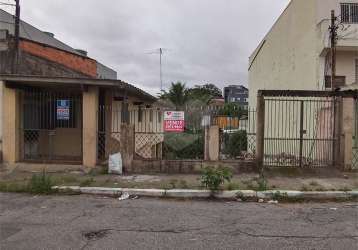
left=131, top=159, right=255, bottom=174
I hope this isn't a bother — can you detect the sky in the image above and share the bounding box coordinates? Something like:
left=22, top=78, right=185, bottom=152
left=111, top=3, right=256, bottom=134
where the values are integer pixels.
left=2, top=0, right=290, bottom=95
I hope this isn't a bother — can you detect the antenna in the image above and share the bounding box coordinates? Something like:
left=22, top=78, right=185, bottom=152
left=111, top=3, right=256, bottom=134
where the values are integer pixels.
left=147, top=48, right=169, bottom=92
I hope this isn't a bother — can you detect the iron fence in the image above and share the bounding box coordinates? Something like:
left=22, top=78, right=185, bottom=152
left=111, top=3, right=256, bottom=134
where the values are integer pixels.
left=163, top=107, right=206, bottom=160
left=20, top=89, right=83, bottom=163
left=263, top=97, right=338, bottom=168
left=212, top=108, right=256, bottom=160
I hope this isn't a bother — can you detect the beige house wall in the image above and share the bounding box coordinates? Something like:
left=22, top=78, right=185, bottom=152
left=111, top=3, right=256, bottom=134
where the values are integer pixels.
left=248, top=0, right=318, bottom=108
left=336, top=51, right=358, bottom=86
left=249, top=0, right=358, bottom=108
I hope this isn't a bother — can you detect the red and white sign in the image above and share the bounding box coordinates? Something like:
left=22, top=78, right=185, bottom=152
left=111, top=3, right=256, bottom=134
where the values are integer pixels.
left=164, top=111, right=185, bottom=132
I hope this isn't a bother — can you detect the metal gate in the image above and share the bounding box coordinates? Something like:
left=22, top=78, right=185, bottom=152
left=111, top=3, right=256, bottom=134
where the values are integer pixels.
left=20, top=89, right=83, bottom=163
left=264, top=97, right=338, bottom=168
left=213, top=108, right=256, bottom=160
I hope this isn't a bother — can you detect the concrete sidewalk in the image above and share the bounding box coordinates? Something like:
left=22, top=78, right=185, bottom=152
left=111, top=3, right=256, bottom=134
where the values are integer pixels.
left=1, top=166, right=357, bottom=192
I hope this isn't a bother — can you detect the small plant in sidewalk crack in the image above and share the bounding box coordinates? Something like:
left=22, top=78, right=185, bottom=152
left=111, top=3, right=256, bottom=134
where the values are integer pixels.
left=79, top=178, right=95, bottom=187
left=200, top=166, right=233, bottom=192
left=28, top=170, right=55, bottom=194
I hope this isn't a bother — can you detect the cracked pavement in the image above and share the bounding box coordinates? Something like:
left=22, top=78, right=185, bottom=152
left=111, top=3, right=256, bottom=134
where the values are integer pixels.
left=0, top=193, right=357, bottom=249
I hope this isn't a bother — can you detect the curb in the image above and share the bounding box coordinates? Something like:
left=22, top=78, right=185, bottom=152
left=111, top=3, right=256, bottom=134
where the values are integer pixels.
left=52, top=186, right=358, bottom=201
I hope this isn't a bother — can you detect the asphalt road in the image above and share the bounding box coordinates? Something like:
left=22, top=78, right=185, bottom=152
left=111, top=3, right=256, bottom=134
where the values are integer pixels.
left=0, top=193, right=357, bottom=250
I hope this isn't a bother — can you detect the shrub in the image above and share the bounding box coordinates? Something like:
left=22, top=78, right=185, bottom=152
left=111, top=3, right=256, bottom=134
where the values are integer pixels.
left=201, top=166, right=233, bottom=191
left=224, top=130, right=247, bottom=158
left=28, top=170, right=54, bottom=194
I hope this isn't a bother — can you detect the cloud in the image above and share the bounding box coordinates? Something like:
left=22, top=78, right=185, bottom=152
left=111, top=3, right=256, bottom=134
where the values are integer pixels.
left=17, top=0, right=289, bottom=94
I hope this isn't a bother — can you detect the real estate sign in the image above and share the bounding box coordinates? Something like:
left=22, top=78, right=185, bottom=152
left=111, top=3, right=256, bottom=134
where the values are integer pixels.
left=164, top=111, right=185, bottom=132
left=56, top=99, right=70, bottom=120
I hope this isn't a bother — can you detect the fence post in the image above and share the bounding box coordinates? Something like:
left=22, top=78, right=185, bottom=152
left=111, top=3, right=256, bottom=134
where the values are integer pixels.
left=204, top=125, right=220, bottom=161
left=340, top=97, right=354, bottom=170
left=120, top=123, right=135, bottom=172
left=334, top=97, right=343, bottom=168
left=256, top=91, right=265, bottom=172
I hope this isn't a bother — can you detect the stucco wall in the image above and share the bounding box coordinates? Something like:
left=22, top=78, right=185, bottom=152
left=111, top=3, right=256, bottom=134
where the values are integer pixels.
left=248, top=0, right=318, bottom=108
left=336, top=51, right=358, bottom=86
left=249, top=0, right=358, bottom=108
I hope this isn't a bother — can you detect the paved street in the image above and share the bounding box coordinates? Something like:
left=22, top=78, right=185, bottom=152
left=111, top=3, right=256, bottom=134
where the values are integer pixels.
left=0, top=193, right=357, bottom=250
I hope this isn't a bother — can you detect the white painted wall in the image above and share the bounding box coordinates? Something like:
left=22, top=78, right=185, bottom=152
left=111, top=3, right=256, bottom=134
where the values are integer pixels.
left=249, top=0, right=358, bottom=108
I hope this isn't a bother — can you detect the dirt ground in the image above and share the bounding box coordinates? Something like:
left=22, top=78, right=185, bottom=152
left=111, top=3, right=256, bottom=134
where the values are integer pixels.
left=0, top=163, right=357, bottom=191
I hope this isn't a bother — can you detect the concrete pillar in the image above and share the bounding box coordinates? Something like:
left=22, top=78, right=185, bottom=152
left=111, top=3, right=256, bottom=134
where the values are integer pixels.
left=2, top=85, right=20, bottom=163
left=120, top=123, right=135, bottom=172
left=256, top=92, right=265, bottom=172
left=340, top=98, right=354, bottom=170
left=83, top=86, right=99, bottom=167
left=204, top=125, right=220, bottom=161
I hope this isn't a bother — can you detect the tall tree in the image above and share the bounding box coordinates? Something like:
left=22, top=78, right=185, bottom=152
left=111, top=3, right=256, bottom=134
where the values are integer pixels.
left=160, top=82, right=189, bottom=110
left=188, top=84, right=222, bottom=103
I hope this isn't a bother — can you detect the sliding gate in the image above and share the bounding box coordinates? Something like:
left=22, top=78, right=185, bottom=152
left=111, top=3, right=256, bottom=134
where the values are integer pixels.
left=264, top=97, right=338, bottom=168
left=20, top=89, right=83, bottom=163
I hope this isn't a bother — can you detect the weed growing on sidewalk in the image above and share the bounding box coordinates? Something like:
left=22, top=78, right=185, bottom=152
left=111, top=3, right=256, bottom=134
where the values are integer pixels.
left=201, top=166, right=233, bottom=191
left=80, top=178, right=95, bottom=187
left=28, top=170, right=55, bottom=194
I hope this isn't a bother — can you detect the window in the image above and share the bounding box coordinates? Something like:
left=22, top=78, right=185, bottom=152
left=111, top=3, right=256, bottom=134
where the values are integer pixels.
left=341, top=3, right=358, bottom=23
left=325, top=76, right=346, bottom=88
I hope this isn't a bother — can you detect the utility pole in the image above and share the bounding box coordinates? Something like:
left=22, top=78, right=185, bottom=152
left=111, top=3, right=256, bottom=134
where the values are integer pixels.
left=329, top=10, right=337, bottom=90
left=147, top=48, right=168, bottom=92
left=12, top=0, right=20, bottom=74
left=159, top=48, right=163, bottom=92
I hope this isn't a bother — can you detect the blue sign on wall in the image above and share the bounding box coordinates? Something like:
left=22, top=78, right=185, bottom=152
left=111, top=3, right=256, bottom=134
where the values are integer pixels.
left=57, top=100, right=70, bottom=120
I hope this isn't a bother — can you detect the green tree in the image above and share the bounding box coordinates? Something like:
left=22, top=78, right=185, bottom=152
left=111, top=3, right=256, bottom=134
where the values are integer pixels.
left=188, top=84, right=222, bottom=103
left=160, top=82, right=189, bottom=110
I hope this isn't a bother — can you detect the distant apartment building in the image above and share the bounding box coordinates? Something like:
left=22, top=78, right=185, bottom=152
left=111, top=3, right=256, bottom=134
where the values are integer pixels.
left=223, top=85, right=248, bottom=107
left=248, top=0, right=358, bottom=107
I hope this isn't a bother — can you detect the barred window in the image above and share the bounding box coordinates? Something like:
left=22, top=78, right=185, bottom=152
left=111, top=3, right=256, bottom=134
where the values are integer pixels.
left=341, top=3, right=358, bottom=23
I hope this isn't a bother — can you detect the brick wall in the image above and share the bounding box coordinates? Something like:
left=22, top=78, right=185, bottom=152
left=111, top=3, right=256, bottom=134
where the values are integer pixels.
left=19, top=40, right=97, bottom=78
left=17, top=51, right=89, bottom=78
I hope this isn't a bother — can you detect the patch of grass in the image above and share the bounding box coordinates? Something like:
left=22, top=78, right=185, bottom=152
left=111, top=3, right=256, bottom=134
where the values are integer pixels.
left=178, top=180, right=188, bottom=189
left=54, top=175, right=79, bottom=185
left=272, top=191, right=288, bottom=200
left=300, top=185, right=313, bottom=192
left=28, top=170, right=55, bottom=194
left=338, top=187, right=352, bottom=192
left=79, top=178, right=95, bottom=187
left=0, top=182, right=28, bottom=193
left=225, top=182, right=240, bottom=191
left=256, top=177, right=268, bottom=191
left=169, top=179, right=178, bottom=189
left=309, top=181, right=319, bottom=187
